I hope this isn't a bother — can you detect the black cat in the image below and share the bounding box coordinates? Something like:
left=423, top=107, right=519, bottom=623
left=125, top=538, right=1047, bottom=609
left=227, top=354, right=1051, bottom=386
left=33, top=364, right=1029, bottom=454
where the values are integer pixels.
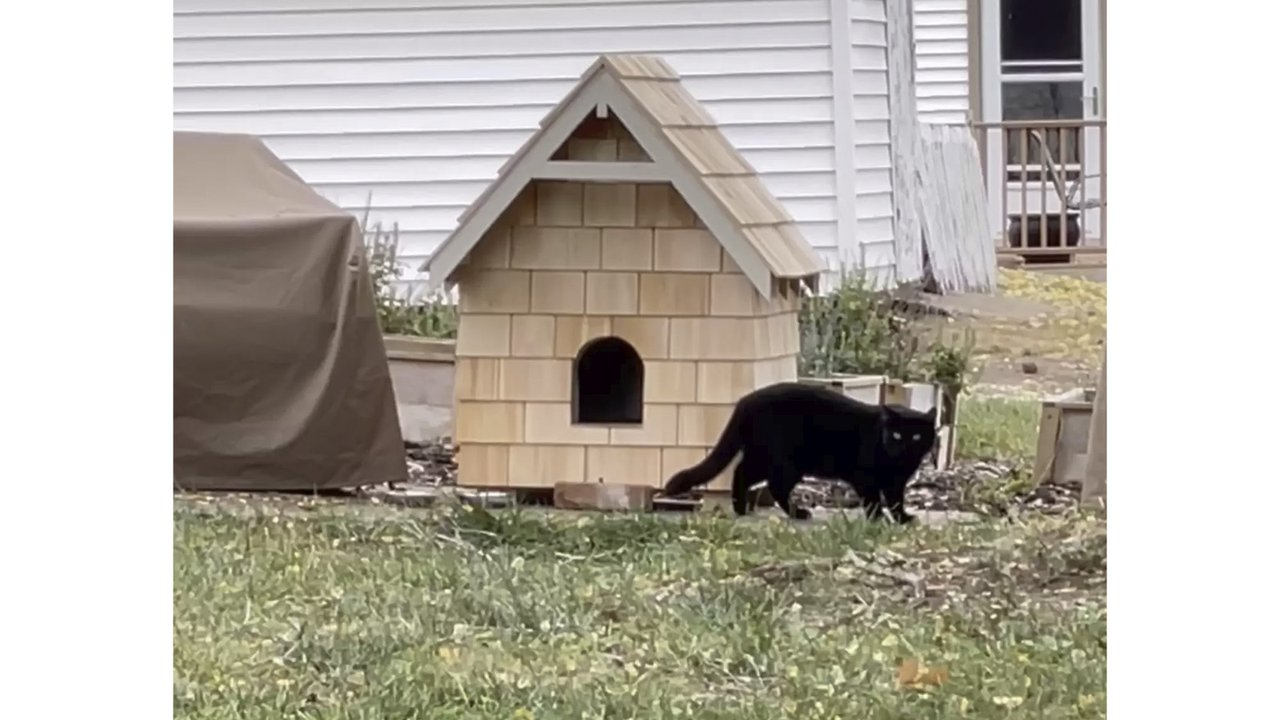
left=661, top=382, right=937, bottom=523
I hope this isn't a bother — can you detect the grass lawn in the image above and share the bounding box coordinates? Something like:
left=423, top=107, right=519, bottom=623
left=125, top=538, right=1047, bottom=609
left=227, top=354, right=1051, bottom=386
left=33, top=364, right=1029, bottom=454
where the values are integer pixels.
left=174, top=503, right=1105, bottom=719
left=955, top=395, right=1041, bottom=465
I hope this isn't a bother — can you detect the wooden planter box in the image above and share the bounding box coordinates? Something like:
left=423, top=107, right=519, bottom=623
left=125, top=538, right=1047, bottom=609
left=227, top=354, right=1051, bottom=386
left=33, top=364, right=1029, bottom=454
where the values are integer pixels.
left=799, top=375, right=957, bottom=471
left=1033, top=387, right=1097, bottom=486
left=382, top=335, right=456, bottom=444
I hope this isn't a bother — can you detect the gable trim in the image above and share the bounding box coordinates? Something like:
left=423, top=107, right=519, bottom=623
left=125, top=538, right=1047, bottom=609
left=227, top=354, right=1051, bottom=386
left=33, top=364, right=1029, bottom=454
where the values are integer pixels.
left=421, top=80, right=605, bottom=290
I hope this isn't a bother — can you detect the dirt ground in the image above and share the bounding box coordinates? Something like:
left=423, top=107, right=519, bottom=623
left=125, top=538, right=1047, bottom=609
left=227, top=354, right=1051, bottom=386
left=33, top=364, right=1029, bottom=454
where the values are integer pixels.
left=914, top=268, right=1107, bottom=397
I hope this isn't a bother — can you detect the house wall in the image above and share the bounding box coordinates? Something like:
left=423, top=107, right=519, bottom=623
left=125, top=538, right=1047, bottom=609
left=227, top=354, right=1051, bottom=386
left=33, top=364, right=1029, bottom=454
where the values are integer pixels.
left=173, top=0, right=854, bottom=286
left=847, top=0, right=897, bottom=279
left=911, top=0, right=971, bottom=123
left=450, top=179, right=799, bottom=489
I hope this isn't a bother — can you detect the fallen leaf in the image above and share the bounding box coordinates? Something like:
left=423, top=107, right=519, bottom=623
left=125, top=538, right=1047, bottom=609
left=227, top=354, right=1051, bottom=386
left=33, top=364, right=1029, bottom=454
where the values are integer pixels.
left=897, top=658, right=949, bottom=689
left=896, top=658, right=919, bottom=686
left=920, top=667, right=950, bottom=686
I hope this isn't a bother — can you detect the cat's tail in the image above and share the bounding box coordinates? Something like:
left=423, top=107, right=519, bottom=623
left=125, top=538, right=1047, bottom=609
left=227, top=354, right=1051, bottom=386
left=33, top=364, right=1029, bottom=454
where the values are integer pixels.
left=661, top=405, right=745, bottom=496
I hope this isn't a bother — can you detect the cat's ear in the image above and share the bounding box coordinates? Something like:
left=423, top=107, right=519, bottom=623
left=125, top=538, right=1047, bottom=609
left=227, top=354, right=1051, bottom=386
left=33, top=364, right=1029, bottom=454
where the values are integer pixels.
left=927, top=406, right=938, bottom=422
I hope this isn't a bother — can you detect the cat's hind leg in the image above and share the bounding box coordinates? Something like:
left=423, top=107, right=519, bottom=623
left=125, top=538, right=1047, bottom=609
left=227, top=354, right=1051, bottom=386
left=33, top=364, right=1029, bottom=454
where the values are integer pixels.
left=731, top=460, right=762, bottom=517
left=767, top=466, right=811, bottom=521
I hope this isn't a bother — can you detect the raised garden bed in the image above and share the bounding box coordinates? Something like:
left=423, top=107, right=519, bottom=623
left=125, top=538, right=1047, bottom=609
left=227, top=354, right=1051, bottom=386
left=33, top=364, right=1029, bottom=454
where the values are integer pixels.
left=382, top=335, right=455, bottom=444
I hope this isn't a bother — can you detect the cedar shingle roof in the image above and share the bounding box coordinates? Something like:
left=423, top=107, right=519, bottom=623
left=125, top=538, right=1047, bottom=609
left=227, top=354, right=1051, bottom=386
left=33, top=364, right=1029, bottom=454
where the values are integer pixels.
left=423, top=54, right=824, bottom=293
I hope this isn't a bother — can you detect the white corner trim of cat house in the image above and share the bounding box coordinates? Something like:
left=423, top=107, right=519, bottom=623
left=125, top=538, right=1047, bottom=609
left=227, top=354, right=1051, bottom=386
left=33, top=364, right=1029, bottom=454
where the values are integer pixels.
left=420, top=54, right=823, bottom=492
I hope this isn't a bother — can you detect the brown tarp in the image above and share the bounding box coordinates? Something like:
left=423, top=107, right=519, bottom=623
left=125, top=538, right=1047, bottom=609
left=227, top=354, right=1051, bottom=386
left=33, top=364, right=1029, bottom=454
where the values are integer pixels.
left=173, top=131, right=406, bottom=491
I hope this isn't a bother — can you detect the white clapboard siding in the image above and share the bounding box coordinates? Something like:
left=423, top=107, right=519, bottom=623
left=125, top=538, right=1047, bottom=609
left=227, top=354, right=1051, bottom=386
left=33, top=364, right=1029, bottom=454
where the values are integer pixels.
left=173, top=0, right=846, bottom=281
left=848, top=0, right=896, bottom=281
left=912, top=0, right=970, bottom=123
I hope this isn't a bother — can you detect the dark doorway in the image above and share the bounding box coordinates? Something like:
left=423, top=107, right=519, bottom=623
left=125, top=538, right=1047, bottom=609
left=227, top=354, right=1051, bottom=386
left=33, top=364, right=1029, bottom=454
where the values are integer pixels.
left=572, top=337, right=644, bottom=424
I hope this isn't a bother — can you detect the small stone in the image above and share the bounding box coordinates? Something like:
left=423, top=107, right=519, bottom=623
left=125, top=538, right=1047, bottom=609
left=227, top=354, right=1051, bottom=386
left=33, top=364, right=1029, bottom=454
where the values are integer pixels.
left=1021, top=361, right=1039, bottom=375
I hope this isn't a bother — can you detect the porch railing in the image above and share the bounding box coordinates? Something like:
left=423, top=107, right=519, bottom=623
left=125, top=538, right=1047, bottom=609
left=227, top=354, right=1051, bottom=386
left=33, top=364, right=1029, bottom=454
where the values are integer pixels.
left=971, top=119, right=1108, bottom=264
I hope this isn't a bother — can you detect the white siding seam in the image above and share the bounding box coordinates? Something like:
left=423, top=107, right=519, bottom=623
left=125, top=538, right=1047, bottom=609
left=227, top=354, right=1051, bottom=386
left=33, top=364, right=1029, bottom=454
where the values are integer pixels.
left=829, top=0, right=859, bottom=270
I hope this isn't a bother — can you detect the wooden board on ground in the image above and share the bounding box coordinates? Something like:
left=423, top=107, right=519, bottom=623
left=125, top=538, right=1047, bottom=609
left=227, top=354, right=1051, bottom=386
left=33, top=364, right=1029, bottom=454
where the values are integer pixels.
left=1033, top=387, right=1097, bottom=486
left=553, top=482, right=655, bottom=511
left=653, top=496, right=702, bottom=512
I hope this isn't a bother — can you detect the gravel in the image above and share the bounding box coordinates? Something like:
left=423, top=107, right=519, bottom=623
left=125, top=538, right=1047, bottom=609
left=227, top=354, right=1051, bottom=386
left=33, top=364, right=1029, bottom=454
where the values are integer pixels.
left=401, top=438, right=457, bottom=487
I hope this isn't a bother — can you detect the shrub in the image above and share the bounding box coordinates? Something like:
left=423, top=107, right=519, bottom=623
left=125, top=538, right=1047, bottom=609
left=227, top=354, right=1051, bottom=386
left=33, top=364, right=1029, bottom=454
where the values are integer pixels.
left=361, top=211, right=458, bottom=339
left=797, top=270, right=920, bottom=379
left=797, top=270, right=977, bottom=412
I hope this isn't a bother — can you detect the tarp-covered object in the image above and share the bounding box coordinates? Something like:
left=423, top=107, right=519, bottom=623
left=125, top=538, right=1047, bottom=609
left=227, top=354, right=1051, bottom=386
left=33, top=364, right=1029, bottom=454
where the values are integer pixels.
left=174, top=131, right=405, bottom=491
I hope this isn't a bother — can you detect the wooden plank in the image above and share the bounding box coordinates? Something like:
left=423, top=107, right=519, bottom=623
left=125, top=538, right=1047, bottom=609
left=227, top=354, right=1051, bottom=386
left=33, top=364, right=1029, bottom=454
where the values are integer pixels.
left=620, top=78, right=716, bottom=127
left=662, top=127, right=752, bottom=176
left=603, top=55, right=680, bottom=81
left=653, top=496, right=702, bottom=513
left=532, top=160, right=666, bottom=183
left=1032, top=405, right=1062, bottom=486
left=916, top=123, right=999, bottom=293
left=553, top=482, right=655, bottom=512
left=703, top=175, right=793, bottom=226
left=1082, top=349, right=1107, bottom=507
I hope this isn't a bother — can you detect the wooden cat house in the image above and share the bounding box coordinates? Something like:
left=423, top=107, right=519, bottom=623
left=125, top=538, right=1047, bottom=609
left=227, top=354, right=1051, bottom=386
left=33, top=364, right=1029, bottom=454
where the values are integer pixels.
left=421, top=54, right=823, bottom=492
